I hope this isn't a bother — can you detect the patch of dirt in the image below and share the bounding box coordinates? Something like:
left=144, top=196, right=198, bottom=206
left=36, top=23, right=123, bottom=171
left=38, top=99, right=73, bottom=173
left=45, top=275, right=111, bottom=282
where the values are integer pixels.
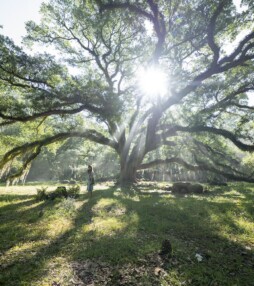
left=70, top=254, right=168, bottom=285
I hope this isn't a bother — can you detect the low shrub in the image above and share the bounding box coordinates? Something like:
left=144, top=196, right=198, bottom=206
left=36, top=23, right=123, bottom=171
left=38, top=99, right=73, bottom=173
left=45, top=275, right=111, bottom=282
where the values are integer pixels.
left=55, top=186, right=68, bottom=198
left=67, top=185, right=80, bottom=198
left=35, top=187, right=48, bottom=201
left=35, top=185, right=80, bottom=201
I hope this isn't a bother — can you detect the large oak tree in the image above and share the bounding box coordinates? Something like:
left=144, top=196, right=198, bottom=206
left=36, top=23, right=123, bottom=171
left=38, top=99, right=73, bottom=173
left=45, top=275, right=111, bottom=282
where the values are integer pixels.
left=1, top=0, right=254, bottom=184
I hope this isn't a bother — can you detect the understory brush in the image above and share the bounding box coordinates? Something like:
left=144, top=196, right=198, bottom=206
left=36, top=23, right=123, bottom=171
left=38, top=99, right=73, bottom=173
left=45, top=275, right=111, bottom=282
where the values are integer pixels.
left=35, top=185, right=80, bottom=201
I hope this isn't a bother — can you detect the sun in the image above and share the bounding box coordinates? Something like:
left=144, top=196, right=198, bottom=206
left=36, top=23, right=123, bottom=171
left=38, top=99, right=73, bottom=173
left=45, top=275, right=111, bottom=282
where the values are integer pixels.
left=137, top=66, right=168, bottom=98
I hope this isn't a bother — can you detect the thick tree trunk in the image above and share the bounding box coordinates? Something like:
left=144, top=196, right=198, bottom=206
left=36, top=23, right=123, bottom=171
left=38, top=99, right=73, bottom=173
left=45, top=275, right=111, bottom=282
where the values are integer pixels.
left=117, top=128, right=146, bottom=185
left=119, top=168, right=137, bottom=185
left=119, top=158, right=138, bottom=185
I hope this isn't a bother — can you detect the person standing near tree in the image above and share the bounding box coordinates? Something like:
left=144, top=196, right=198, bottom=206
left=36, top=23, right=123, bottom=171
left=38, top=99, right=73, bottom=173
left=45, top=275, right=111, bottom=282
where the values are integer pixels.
left=87, top=165, right=94, bottom=197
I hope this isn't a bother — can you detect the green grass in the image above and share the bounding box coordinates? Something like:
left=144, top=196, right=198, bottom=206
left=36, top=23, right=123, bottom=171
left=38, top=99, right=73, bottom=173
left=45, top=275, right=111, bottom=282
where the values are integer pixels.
left=0, top=182, right=253, bottom=285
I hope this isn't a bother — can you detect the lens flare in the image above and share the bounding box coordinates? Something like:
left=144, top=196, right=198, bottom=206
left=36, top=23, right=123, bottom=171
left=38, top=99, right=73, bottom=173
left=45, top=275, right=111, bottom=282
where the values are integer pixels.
left=137, top=66, right=168, bottom=98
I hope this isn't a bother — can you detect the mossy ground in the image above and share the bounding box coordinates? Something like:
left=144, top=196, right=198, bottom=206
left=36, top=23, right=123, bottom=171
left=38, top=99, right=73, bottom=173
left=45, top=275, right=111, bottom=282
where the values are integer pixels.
left=0, top=182, right=253, bottom=285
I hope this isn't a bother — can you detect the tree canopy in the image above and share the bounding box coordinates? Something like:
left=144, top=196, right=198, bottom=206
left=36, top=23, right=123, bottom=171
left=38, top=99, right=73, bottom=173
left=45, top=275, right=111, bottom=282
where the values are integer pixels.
left=0, top=0, right=254, bottom=184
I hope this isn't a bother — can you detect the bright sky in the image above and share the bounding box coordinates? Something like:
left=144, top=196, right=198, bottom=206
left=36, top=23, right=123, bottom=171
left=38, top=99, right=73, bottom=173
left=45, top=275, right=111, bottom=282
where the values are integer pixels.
left=0, top=0, right=45, bottom=45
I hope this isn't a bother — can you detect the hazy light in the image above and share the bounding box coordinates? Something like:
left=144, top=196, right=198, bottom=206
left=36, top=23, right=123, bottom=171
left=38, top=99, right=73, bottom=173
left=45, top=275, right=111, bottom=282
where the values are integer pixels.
left=233, top=0, right=248, bottom=13
left=247, top=92, right=254, bottom=106
left=137, top=66, right=168, bottom=98
left=144, top=20, right=153, bottom=36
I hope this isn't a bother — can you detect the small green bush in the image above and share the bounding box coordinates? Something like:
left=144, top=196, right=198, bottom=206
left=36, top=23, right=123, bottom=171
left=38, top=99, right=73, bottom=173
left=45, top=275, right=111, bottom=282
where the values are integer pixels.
left=67, top=185, right=80, bottom=198
left=48, top=186, right=67, bottom=200
left=35, top=187, right=48, bottom=201
left=55, top=186, right=68, bottom=198
left=35, top=185, right=80, bottom=201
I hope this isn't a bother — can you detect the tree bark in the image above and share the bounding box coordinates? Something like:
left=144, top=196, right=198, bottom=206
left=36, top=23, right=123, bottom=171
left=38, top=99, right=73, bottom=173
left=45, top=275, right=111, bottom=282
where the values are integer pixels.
left=119, top=159, right=138, bottom=185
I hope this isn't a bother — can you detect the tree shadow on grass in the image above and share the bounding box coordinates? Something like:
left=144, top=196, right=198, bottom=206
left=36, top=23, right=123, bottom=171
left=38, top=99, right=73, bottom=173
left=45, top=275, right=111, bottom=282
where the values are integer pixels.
left=69, top=186, right=254, bottom=285
left=0, top=185, right=253, bottom=286
left=0, top=196, right=77, bottom=261
left=0, top=195, right=45, bottom=250
left=0, top=194, right=33, bottom=204
left=111, top=192, right=254, bottom=285
left=206, top=182, right=254, bottom=197
left=0, top=188, right=112, bottom=285
left=204, top=183, right=254, bottom=222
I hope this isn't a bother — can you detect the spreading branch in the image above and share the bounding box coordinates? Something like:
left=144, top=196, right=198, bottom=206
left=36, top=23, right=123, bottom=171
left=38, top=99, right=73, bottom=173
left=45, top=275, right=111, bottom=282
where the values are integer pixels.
left=164, top=125, right=254, bottom=152
left=138, top=157, right=254, bottom=183
left=98, top=0, right=166, bottom=62
left=0, top=105, right=87, bottom=126
left=207, top=1, right=227, bottom=65
left=0, top=130, right=118, bottom=178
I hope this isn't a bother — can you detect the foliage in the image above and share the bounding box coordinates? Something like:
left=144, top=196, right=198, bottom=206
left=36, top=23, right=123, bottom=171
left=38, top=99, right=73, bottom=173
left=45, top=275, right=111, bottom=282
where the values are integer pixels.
left=35, top=186, right=48, bottom=201
left=51, top=186, right=68, bottom=199
left=35, top=185, right=80, bottom=200
left=27, top=138, right=119, bottom=182
left=67, top=185, right=80, bottom=198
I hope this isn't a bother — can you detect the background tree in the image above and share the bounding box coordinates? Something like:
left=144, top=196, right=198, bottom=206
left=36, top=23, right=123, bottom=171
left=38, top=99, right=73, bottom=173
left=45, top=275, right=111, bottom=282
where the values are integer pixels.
left=26, top=138, right=119, bottom=182
left=0, top=0, right=254, bottom=184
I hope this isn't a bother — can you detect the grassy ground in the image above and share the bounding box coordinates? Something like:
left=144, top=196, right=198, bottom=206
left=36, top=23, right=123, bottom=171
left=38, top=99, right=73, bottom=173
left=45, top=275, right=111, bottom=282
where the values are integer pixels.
left=0, top=182, right=253, bottom=286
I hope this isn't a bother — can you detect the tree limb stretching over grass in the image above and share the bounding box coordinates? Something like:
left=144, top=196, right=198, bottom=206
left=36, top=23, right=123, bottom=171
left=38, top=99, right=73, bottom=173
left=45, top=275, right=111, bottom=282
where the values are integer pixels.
left=138, top=157, right=254, bottom=183
left=160, top=125, right=254, bottom=152
left=0, top=130, right=117, bottom=182
left=0, top=106, right=87, bottom=126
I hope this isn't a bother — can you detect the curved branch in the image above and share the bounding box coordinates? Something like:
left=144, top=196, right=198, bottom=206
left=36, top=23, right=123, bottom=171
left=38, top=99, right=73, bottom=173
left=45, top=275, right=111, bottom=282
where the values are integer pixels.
left=61, top=23, right=114, bottom=88
left=232, top=103, right=254, bottom=110
left=0, top=65, right=54, bottom=89
left=98, top=2, right=154, bottom=22
left=98, top=0, right=166, bottom=62
left=199, top=84, right=254, bottom=114
left=7, top=146, right=42, bottom=182
left=218, top=53, right=254, bottom=73
left=163, top=31, right=254, bottom=114
left=219, top=31, right=254, bottom=66
left=138, top=157, right=254, bottom=183
left=0, top=130, right=118, bottom=171
left=192, top=140, right=244, bottom=176
left=161, top=125, right=254, bottom=152
left=207, top=1, right=227, bottom=65
left=0, top=105, right=87, bottom=126
left=147, top=0, right=166, bottom=62
left=139, top=157, right=192, bottom=170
